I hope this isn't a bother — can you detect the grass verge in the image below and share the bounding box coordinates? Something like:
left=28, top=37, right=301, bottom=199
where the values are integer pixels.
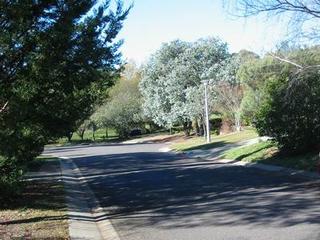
left=171, top=128, right=258, bottom=151
left=47, top=128, right=120, bottom=147
left=222, top=141, right=319, bottom=172
left=0, top=157, right=69, bottom=240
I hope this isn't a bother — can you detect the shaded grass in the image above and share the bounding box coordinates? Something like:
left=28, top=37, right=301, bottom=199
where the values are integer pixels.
left=172, top=129, right=258, bottom=151
left=48, top=128, right=120, bottom=147
left=0, top=157, right=69, bottom=239
left=49, top=129, right=172, bottom=147
left=222, top=141, right=319, bottom=172
left=71, top=128, right=118, bottom=141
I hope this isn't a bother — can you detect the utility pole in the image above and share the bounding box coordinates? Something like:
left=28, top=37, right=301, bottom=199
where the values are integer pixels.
left=202, top=79, right=211, bottom=143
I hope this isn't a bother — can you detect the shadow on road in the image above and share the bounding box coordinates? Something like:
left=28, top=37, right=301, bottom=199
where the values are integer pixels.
left=66, top=151, right=320, bottom=230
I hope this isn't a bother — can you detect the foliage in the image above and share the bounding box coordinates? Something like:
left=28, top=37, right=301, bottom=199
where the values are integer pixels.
left=214, top=55, right=244, bottom=131
left=93, top=63, right=144, bottom=138
left=75, top=119, right=91, bottom=141
left=209, top=117, right=223, bottom=135
left=238, top=56, right=281, bottom=123
left=256, top=67, right=320, bottom=152
left=212, top=50, right=259, bottom=130
left=0, top=156, right=23, bottom=198
left=0, top=1, right=130, bottom=186
left=227, top=0, right=320, bottom=41
left=254, top=47, right=320, bottom=153
left=140, top=37, right=229, bottom=134
left=222, top=140, right=319, bottom=172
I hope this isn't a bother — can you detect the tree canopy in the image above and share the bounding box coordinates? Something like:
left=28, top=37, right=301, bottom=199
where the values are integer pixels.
left=227, top=0, right=320, bottom=41
left=140, top=37, right=229, bottom=134
left=0, top=0, right=130, bottom=190
left=92, top=63, right=144, bottom=138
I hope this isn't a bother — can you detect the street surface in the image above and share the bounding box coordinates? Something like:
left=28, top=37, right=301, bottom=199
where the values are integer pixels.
left=45, top=142, right=320, bottom=240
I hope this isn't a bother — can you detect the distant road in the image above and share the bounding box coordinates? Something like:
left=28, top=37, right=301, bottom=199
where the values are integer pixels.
left=46, top=142, right=320, bottom=240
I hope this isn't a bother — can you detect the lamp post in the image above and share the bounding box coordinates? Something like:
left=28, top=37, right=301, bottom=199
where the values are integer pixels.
left=201, top=79, right=211, bottom=143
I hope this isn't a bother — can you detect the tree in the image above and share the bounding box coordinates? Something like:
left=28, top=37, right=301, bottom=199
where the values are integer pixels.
left=140, top=40, right=190, bottom=131
left=93, top=63, right=144, bottom=138
left=229, top=0, right=320, bottom=18
left=0, top=1, right=130, bottom=190
left=214, top=56, right=244, bottom=131
left=140, top=37, right=229, bottom=135
left=76, top=119, right=91, bottom=141
left=227, top=0, right=320, bottom=41
left=237, top=54, right=284, bottom=124
left=251, top=46, right=320, bottom=153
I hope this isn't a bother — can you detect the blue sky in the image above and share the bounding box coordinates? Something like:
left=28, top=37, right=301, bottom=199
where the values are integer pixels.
left=116, top=0, right=288, bottom=64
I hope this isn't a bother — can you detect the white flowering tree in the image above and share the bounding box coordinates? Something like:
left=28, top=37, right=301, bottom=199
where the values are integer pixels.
left=140, top=37, right=229, bottom=135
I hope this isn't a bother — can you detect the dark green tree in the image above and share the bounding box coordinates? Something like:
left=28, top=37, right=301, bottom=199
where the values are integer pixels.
left=0, top=0, right=130, bottom=189
left=253, top=46, right=320, bottom=153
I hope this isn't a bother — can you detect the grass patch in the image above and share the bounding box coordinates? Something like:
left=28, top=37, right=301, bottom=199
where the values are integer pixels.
left=0, top=157, right=69, bottom=239
left=172, top=128, right=258, bottom=151
left=50, top=128, right=171, bottom=147
left=222, top=141, right=319, bottom=172
left=71, top=128, right=118, bottom=141
left=48, top=128, right=119, bottom=147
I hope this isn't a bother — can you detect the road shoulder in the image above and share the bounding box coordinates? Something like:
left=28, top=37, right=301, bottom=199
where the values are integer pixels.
left=60, top=157, right=120, bottom=240
left=171, top=139, right=320, bottom=181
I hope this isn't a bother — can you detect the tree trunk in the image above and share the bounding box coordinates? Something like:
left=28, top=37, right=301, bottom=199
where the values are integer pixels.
left=92, top=128, right=95, bottom=141
left=234, top=111, right=241, bottom=132
left=105, top=128, right=108, bottom=139
left=80, top=129, right=85, bottom=141
left=67, top=132, right=73, bottom=142
left=194, top=119, right=200, bottom=136
left=198, top=117, right=204, bottom=136
left=183, top=121, right=192, bottom=136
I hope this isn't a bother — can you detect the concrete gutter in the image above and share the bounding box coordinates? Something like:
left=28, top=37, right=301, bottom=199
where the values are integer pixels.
left=60, top=157, right=121, bottom=240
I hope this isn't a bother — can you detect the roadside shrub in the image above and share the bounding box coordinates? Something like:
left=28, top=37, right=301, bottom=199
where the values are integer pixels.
left=0, top=156, right=24, bottom=199
left=0, top=123, right=45, bottom=198
left=210, top=117, right=222, bottom=135
left=130, top=128, right=142, bottom=136
left=255, top=69, right=320, bottom=153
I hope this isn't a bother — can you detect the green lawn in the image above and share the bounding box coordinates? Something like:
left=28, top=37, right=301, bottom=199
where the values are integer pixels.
left=172, top=128, right=258, bottom=151
left=222, top=141, right=319, bottom=172
left=52, top=128, right=119, bottom=146
left=0, top=156, right=69, bottom=239
left=52, top=128, right=171, bottom=146
left=72, top=128, right=118, bottom=141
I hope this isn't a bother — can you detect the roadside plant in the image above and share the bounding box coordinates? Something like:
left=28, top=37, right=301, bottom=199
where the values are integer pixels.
left=140, top=37, right=229, bottom=135
left=0, top=1, right=130, bottom=191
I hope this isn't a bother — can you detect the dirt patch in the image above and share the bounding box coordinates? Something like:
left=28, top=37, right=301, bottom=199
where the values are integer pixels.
left=0, top=160, right=69, bottom=240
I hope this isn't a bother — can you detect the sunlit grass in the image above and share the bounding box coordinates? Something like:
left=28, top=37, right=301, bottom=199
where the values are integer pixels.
left=172, top=128, right=258, bottom=151
left=222, top=141, right=319, bottom=172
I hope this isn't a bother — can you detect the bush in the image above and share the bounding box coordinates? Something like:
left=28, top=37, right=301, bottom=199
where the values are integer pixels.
left=210, top=117, right=222, bottom=135
left=255, top=69, right=320, bottom=153
left=0, top=156, right=24, bottom=199
left=130, top=128, right=142, bottom=137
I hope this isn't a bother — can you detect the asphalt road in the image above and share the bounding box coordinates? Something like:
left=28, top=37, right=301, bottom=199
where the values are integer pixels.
left=46, top=142, right=320, bottom=240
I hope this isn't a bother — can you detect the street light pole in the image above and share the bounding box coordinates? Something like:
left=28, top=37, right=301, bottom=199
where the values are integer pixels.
left=202, top=80, right=211, bottom=143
